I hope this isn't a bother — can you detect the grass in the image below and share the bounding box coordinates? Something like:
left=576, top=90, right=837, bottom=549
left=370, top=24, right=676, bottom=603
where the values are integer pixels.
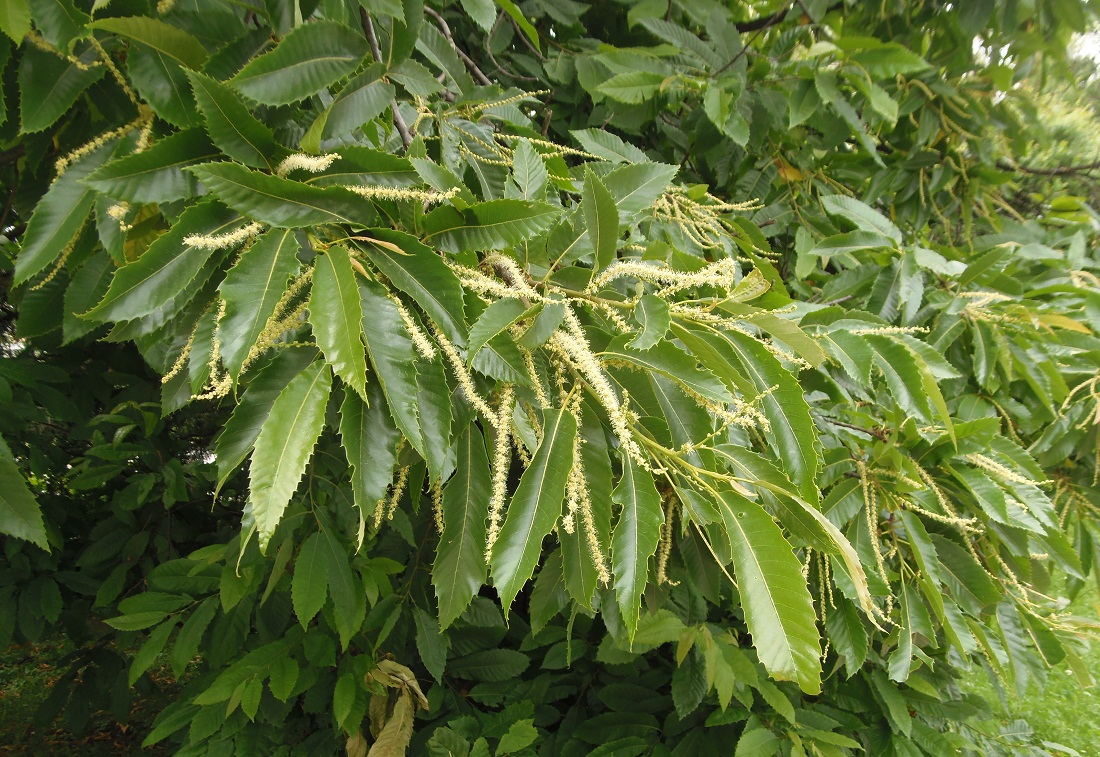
left=0, top=638, right=175, bottom=756
left=963, top=585, right=1100, bottom=756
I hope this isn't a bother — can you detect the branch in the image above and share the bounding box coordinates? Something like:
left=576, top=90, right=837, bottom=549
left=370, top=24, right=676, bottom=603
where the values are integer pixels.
left=996, top=159, right=1100, bottom=177
left=0, top=145, right=25, bottom=165
left=360, top=9, right=413, bottom=150
left=424, top=6, right=493, bottom=86
left=735, top=6, right=791, bottom=32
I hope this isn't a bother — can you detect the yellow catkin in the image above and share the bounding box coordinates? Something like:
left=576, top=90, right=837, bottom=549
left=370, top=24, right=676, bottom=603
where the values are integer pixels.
left=431, top=481, right=445, bottom=535
left=656, top=496, right=677, bottom=586
left=385, top=466, right=411, bottom=522
left=31, top=217, right=88, bottom=290
left=88, top=37, right=140, bottom=106
left=240, top=269, right=315, bottom=373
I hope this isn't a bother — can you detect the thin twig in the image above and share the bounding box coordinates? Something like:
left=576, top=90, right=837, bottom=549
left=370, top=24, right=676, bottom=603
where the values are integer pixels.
left=509, top=16, right=547, bottom=61
left=424, top=6, right=493, bottom=86
left=485, top=11, right=538, bottom=82
left=360, top=9, right=413, bottom=149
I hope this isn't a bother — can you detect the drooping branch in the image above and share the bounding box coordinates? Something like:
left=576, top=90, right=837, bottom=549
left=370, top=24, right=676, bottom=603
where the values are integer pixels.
left=360, top=9, right=413, bottom=149
left=997, top=159, right=1100, bottom=177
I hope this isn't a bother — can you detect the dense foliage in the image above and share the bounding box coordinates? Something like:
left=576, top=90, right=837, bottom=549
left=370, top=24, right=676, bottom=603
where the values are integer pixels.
left=2, top=0, right=1100, bottom=754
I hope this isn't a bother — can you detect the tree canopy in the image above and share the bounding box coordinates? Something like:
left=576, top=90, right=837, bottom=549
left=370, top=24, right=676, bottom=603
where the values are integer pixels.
left=2, top=0, right=1100, bottom=754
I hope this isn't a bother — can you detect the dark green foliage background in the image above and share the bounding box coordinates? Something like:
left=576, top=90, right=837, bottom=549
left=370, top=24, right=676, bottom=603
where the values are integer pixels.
left=2, top=0, right=1100, bottom=756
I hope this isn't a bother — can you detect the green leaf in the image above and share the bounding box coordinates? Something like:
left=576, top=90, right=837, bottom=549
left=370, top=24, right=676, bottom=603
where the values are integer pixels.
left=320, top=528, right=358, bottom=646
left=83, top=200, right=241, bottom=323
left=848, top=43, right=930, bottom=79
left=340, top=377, right=401, bottom=518
left=434, top=426, right=491, bottom=629
left=302, top=67, right=395, bottom=151
left=820, top=195, right=902, bottom=244
left=268, top=656, right=298, bottom=701
left=509, top=139, right=548, bottom=200
left=809, top=230, right=895, bottom=256
left=190, top=162, right=376, bottom=227
left=460, top=0, right=495, bottom=30
left=310, top=245, right=368, bottom=400
left=301, top=146, right=417, bottom=188
left=467, top=298, right=528, bottom=358
left=415, top=354, right=452, bottom=484
left=735, top=728, right=780, bottom=757
left=18, top=46, right=104, bottom=133
left=447, top=649, right=530, bottom=681
left=715, top=489, right=821, bottom=694
left=870, top=669, right=912, bottom=737
left=105, top=611, right=169, bottom=631
left=85, top=128, right=219, bottom=203
left=516, top=301, right=565, bottom=350
left=89, top=16, right=209, bottom=69
left=358, top=280, right=427, bottom=456
left=0, top=0, right=30, bottom=42
left=0, top=437, right=48, bottom=550
left=610, top=457, right=663, bottom=643
left=629, top=294, right=670, bottom=351
left=413, top=607, right=448, bottom=683
left=598, top=71, right=665, bottom=104
left=218, top=228, right=302, bottom=379
left=494, top=0, right=539, bottom=52
left=248, top=361, right=332, bottom=552
left=13, top=137, right=115, bottom=285
left=423, top=200, right=560, bottom=254
left=186, top=71, right=284, bottom=170
left=601, top=162, right=679, bottom=215
left=27, top=0, right=86, bottom=50
left=491, top=406, right=577, bottom=615
left=232, top=21, right=369, bottom=105
left=496, top=719, right=538, bottom=755
left=715, top=445, right=874, bottom=619
left=169, top=597, right=218, bottom=679
left=62, top=249, right=112, bottom=344
left=128, top=45, right=200, bottom=129
left=721, top=330, right=820, bottom=502
left=292, top=532, right=328, bottom=627
left=582, top=168, right=620, bottom=272
left=603, top=335, right=734, bottom=406
left=356, top=228, right=467, bottom=347
left=129, top=619, right=176, bottom=685
left=570, top=128, right=649, bottom=164
left=864, top=334, right=935, bottom=422
left=214, top=347, right=317, bottom=493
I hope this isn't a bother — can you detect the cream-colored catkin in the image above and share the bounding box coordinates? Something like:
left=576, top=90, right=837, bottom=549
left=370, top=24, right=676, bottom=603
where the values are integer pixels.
left=431, top=324, right=495, bottom=419
left=184, top=222, right=264, bottom=250
left=858, top=461, right=893, bottom=617
left=275, top=153, right=341, bottom=177
left=388, top=295, right=437, bottom=360
left=485, top=385, right=515, bottom=561
left=346, top=185, right=459, bottom=204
